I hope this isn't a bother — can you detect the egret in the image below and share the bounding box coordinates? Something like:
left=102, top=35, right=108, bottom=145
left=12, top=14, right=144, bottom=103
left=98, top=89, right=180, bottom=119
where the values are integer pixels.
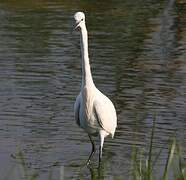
left=73, top=12, right=117, bottom=165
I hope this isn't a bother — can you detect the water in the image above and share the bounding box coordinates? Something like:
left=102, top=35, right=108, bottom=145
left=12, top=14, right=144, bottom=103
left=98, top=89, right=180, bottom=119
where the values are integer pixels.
left=0, top=0, right=185, bottom=179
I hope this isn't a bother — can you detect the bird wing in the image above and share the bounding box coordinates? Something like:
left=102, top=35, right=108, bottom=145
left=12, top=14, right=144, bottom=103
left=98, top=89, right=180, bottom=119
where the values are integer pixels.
left=93, top=92, right=117, bottom=137
left=74, top=94, right=81, bottom=126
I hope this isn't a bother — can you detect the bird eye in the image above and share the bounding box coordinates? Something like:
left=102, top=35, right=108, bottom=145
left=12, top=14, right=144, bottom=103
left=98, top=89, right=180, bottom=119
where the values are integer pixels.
left=81, top=18, right=83, bottom=21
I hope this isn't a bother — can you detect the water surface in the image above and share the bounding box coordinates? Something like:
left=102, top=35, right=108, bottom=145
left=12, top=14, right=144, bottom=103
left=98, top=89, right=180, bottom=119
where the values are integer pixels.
left=0, top=0, right=185, bottom=179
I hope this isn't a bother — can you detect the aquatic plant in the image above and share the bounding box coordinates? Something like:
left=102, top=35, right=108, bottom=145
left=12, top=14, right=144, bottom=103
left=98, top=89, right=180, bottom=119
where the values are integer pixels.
left=130, top=117, right=186, bottom=180
left=3, top=117, right=185, bottom=180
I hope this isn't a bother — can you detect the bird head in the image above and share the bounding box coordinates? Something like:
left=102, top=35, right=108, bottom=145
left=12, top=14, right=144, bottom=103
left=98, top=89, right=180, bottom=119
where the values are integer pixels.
left=74, top=12, right=85, bottom=30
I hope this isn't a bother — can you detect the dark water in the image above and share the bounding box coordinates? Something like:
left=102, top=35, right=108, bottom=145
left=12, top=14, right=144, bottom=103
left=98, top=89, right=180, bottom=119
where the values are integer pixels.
left=0, top=0, right=185, bottom=179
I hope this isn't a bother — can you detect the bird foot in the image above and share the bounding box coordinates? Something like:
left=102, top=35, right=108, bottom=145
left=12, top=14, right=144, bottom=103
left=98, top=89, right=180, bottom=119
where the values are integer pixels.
left=86, top=159, right=92, bottom=166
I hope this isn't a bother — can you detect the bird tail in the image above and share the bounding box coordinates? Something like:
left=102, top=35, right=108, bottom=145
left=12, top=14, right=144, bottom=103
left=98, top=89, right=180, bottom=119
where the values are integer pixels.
left=111, top=130, right=115, bottom=138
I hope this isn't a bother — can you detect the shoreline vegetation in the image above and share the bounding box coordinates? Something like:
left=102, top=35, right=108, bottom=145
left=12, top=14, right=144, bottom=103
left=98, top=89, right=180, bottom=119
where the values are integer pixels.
left=3, top=117, right=186, bottom=180
left=131, top=116, right=186, bottom=180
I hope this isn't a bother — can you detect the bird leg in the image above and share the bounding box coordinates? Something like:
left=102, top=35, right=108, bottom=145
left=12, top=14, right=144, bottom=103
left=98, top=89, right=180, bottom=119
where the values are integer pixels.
left=99, top=130, right=105, bottom=164
left=86, top=135, right=95, bottom=166
left=99, top=146, right=102, bottom=166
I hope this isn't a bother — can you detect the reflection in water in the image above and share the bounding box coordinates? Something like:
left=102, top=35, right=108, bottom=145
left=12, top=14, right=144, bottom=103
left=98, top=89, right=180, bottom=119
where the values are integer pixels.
left=66, top=150, right=116, bottom=180
left=0, top=0, right=185, bottom=179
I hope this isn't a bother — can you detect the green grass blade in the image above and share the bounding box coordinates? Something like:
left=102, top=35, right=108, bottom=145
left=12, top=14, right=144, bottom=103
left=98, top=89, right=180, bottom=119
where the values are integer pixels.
left=162, top=139, right=176, bottom=180
left=176, top=142, right=186, bottom=180
left=28, top=173, right=39, bottom=180
left=147, top=114, right=156, bottom=179
left=17, top=149, right=29, bottom=179
left=152, top=148, right=163, bottom=171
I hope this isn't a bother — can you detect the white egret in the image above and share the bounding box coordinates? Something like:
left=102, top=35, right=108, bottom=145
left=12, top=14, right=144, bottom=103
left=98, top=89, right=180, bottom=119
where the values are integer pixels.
left=73, top=12, right=117, bottom=165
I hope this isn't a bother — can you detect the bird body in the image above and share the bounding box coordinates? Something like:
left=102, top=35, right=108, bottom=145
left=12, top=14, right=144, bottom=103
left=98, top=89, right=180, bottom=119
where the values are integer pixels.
left=75, top=87, right=117, bottom=136
left=73, top=12, right=117, bottom=164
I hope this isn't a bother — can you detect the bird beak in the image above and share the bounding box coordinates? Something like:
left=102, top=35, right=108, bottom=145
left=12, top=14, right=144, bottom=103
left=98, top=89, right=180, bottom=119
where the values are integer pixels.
left=74, top=21, right=81, bottom=30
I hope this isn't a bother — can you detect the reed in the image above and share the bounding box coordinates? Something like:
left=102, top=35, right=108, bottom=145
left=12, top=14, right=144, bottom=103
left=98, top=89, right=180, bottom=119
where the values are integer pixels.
left=130, top=116, right=186, bottom=180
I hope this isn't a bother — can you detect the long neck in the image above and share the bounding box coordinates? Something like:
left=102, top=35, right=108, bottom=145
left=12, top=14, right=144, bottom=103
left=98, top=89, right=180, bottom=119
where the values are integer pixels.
left=80, top=24, right=94, bottom=89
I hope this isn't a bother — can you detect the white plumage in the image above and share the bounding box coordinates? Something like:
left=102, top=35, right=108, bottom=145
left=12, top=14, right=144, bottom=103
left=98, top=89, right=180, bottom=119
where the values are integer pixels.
left=74, top=12, right=117, bottom=164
